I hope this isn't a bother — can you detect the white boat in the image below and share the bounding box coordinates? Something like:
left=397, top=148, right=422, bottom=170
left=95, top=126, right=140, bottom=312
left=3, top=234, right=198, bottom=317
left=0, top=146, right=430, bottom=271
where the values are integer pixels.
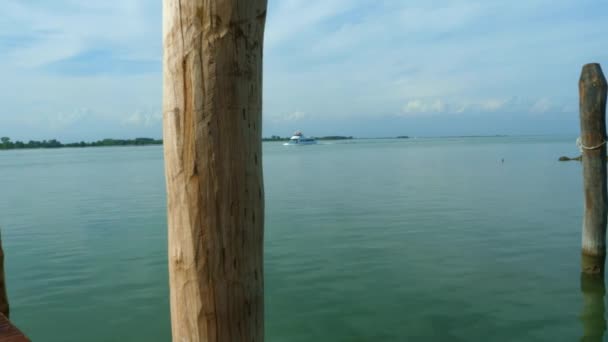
left=283, top=131, right=317, bottom=145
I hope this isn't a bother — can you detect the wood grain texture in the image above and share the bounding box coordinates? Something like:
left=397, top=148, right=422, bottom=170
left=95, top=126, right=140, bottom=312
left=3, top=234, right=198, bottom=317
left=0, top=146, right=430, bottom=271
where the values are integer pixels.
left=162, top=0, right=267, bottom=341
left=579, top=63, right=608, bottom=275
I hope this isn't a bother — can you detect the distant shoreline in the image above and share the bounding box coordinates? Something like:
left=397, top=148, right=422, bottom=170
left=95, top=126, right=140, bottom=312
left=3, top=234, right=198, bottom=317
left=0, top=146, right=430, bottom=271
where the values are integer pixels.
left=0, top=137, right=163, bottom=151
left=0, top=134, right=516, bottom=151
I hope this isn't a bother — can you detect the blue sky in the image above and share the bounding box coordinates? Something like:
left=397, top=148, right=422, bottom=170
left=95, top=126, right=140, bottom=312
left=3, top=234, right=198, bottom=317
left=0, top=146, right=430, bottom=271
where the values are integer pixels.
left=0, top=0, right=606, bottom=141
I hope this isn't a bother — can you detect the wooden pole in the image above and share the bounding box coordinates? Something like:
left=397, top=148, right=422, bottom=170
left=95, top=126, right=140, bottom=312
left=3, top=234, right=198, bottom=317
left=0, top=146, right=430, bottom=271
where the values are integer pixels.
left=0, top=232, right=9, bottom=318
left=163, top=1, right=267, bottom=341
left=580, top=273, right=606, bottom=341
left=580, top=63, right=608, bottom=275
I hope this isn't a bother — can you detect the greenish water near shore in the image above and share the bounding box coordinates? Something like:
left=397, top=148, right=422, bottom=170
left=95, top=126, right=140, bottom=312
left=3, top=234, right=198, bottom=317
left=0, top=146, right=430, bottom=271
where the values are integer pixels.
left=0, top=136, right=602, bottom=341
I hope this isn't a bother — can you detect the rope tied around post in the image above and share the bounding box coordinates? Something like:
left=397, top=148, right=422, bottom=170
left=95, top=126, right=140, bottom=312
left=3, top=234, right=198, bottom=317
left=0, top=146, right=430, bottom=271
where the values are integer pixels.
left=577, top=136, right=607, bottom=153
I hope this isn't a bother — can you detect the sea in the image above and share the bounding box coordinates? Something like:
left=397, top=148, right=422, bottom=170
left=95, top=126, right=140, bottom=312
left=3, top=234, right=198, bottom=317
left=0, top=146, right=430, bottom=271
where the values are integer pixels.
left=0, top=135, right=603, bottom=341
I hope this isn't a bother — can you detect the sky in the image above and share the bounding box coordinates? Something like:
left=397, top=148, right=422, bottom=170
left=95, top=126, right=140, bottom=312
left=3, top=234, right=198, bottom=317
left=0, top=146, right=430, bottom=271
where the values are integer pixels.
left=0, top=0, right=607, bottom=141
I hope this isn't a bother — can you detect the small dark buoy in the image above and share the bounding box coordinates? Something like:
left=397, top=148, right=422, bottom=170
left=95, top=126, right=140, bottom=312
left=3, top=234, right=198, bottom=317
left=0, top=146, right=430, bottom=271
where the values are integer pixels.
left=501, top=158, right=504, bottom=163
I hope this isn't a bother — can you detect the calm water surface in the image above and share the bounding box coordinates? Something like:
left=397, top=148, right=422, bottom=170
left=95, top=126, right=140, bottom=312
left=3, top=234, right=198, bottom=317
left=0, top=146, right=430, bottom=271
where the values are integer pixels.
left=0, top=136, right=603, bottom=341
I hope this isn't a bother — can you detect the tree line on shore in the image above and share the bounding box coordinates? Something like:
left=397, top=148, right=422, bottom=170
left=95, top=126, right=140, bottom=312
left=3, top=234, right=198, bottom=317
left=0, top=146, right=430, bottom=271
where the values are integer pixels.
left=0, top=137, right=163, bottom=150
left=0, top=135, right=361, bottom=150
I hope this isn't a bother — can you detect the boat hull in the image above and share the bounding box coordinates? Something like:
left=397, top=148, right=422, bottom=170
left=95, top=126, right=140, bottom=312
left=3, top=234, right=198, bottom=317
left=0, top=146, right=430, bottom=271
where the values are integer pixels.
left=283, top=140, right=317, bottom=146
left=284, top=131, right=317, bottom=145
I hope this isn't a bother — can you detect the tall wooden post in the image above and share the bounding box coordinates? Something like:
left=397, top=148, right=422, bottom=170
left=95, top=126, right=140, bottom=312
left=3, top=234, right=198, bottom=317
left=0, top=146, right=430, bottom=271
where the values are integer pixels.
left=579, top=63, right=608, bottom=275
left=162, top=1, right=267, bottom=341
left=0, top=233, right=9, bottom=318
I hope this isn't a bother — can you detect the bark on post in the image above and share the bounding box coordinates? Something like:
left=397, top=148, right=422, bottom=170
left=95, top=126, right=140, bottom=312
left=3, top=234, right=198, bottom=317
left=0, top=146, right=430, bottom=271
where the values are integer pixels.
left=162, top=1, right=267, bottom=341
left=579, top=63, right=608, bottom=275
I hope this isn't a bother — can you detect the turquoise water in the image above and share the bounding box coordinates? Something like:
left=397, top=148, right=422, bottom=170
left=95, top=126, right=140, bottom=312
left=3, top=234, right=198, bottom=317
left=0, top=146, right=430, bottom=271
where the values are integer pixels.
left=0, top=136, right=603, bottom=341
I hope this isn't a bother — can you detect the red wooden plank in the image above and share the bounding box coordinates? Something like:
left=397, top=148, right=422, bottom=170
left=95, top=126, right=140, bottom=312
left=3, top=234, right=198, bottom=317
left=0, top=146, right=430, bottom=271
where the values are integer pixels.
left=0, top=314, right=29, bottom=342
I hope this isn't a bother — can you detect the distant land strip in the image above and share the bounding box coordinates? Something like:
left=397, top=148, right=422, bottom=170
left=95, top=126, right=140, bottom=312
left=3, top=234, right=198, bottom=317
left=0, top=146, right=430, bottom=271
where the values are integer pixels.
left=0, top=135, right=418, bottom=150
left=0, top=137, right=163, bottom=150
left=0, top=135, right=521, bottom=150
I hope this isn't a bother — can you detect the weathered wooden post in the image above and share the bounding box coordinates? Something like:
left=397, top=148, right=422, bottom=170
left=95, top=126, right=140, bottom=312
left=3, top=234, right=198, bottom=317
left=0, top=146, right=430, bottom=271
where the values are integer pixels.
left=0, top=232, right=29, bottom=341
left=579, top=63, right=608, bottom=275
left=162, top=0, right=267, bottom=341
left=0, top=233, right=9, bottom=318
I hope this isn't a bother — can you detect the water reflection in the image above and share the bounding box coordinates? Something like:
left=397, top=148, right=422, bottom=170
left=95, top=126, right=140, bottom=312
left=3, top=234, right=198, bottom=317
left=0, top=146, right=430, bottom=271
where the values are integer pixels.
left=580, top=273, right=606, bottom=341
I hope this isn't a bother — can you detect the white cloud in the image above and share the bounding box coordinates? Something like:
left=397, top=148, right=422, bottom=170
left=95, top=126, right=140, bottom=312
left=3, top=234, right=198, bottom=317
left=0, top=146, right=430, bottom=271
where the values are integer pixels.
left=479, top=99, right=508, bottom=112
left=122, top=110, right=162, bottom=127
left=50, top=107, right=92, bottom=129
left=284, top=111, right=306, bottom=121
left=269, top=110, right=308, bottom=123
left=530, top=98, right=552, bottom=113
left=399, top=97, right=568, bottom=117
left=402, top=99, right=447, bottom=115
